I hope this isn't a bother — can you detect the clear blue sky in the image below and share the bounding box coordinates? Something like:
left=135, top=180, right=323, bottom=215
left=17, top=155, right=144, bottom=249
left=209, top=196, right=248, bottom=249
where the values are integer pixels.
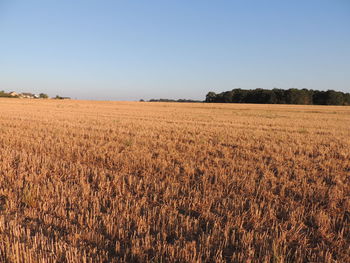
left=1, top=0, right=349, bottom=100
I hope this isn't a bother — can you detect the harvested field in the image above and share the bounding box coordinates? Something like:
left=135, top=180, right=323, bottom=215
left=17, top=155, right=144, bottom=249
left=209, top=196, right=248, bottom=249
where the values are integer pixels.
left=0, top=99, right=349, bottom=262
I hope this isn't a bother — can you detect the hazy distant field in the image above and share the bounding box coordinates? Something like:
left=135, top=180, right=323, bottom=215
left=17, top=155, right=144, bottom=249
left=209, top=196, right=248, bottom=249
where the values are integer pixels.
left=0, top=99, right=349, bottom=262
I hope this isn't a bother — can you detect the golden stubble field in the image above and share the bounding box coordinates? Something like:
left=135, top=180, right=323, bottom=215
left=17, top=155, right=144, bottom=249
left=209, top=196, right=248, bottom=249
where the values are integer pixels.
left=0, top=99, right=349, bottom=262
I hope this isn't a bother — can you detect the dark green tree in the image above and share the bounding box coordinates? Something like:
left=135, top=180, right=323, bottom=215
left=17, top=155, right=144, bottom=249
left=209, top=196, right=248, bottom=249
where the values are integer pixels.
left=205, top=92, right=218, bottom=102
left=39, top=93, right=49, bottom=99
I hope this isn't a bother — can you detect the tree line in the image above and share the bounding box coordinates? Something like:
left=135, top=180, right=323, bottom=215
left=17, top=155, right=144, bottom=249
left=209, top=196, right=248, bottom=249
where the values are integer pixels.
left=205, top=88, right=350, bottom=105
left=144, top=99, right=201, bottom=103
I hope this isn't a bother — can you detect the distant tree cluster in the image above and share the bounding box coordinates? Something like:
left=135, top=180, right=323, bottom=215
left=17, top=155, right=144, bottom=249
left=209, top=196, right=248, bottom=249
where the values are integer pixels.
left=39, top=93, right=49, bottom=99
left=147, top=98, right=201, bottom=103
left=54, top=95, right=71, bottom=100
left=206, top=88, right=350, bottom=105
